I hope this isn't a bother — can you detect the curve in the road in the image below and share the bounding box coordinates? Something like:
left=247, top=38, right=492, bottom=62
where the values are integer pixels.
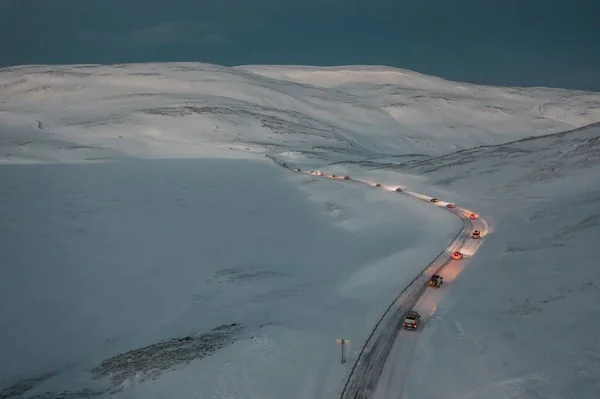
left=262, top=155, right=489, bottom=399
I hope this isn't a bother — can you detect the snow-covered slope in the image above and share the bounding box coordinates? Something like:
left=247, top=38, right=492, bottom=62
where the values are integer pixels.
left=1, top=62, right=600, bottom=399
left=1, top=63, right=600, bottom=164
left=364, top=123, right=600, bottom=398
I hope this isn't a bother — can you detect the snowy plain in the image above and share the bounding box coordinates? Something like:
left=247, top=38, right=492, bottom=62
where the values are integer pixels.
left=1, top=62, right=600, bottom=398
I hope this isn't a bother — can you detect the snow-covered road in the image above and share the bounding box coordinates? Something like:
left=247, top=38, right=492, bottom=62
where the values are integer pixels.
left=261, top=153, right=489, bottom=399
left=372, top=214, right=488, bottom=399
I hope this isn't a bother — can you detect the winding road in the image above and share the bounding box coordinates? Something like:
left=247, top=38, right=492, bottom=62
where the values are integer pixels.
left=232, top=147, right=489, bottom=399
left=262, top=157, right=489, bottom=399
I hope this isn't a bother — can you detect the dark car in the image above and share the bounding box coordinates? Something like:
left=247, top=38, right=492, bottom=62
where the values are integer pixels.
left=375, top=183, right=382, bottom=187
left=430, top=198, right=439, bottom=203
left=428, top=274, right=444, bottom=287
left=396, top=187, right=403, bottom=192
left=472, top=230, right=481, bottom=239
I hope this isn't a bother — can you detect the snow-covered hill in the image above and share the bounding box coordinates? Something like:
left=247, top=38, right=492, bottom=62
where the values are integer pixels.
left=1, top=63, right=599, bottom=399
left=365, top=123, right=600, bottom=399
left=1, top=63, right=600, bottom=164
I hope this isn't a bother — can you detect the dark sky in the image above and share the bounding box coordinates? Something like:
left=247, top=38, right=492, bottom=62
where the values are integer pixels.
left=1, top=0, right=599, bottom=91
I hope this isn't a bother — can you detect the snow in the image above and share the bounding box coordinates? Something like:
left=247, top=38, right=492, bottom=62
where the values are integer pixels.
left=373, top=123, right=600, bottom=398
left=2, top=63, right=600, bottom=164
left=1, top=62, right=600, bottom=398
left=0, top=158, right=460, bottom=398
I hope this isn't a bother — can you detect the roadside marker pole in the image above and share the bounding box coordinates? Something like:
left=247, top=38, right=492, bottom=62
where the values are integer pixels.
left=336, top=338, right=350, bottom=364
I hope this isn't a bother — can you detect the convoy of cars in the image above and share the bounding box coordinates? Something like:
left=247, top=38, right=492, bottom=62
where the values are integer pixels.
left=280, top=163, right=487, bottom=337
